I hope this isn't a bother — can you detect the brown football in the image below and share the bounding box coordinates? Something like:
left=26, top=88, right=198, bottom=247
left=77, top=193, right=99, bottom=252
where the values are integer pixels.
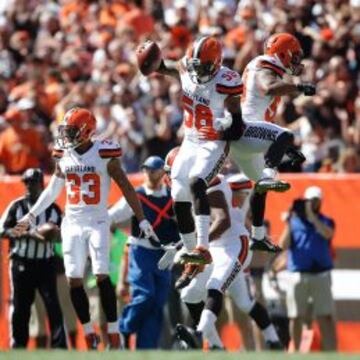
left=136, top=41, right=162, bottom=75
left=37, top=223, right=60, bottom=241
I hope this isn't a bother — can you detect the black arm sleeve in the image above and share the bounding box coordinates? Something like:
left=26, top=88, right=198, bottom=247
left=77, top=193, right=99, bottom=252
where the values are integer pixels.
left=221, top=112, right=245, bottom=141
left=0, top=202, right=18, bottom=239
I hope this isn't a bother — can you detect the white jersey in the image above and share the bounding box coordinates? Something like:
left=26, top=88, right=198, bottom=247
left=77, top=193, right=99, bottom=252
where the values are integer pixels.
left=241, top=55, right=286, bottom=123
left=53, top=139, right=122, bottom=219
left=179, top=59, right=243, bottom=142
left=207, top=175, right=248, bottom=247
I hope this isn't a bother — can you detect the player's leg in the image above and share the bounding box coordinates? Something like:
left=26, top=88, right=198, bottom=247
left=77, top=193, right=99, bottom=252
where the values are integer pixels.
left=89, top=220, right=120, bottom=349
left=228, top=272, right=283, bottom=349
left=181, top=141, right=229, bottom=264
left=180, top=265, right=211, bottom=326
left=62, top=219, right=97, bottom=349
left=171, top=140, right=197, bottom=252
left=183, top=247, right=242, bottom=350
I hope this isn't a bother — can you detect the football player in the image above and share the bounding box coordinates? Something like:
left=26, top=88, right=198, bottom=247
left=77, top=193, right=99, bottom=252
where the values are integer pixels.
left=160, top=148, right=282, bottom=350
left=13, top=108, right=157, bottom=350
left=149, top=36, right=245, bottom=265
left=199, top=33, right=314, bottom=252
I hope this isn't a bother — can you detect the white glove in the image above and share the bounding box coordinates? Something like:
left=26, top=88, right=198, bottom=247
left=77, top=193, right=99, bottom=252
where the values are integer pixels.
left=12, top=212, right=36, bottom=237
left=214, top=113, right=232, bottom=131
left=139, top=219, right=160, bottom=244
left=158, top=244, right=178, bottom=270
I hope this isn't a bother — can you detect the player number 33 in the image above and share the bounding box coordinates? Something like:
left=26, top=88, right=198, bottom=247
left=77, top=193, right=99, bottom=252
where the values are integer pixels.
left=67, top=173, right=100, bottom=205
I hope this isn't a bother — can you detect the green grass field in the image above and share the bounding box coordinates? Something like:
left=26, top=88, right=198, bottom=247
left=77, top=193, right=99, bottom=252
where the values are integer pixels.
left=1, top=351, right=360, bottom=360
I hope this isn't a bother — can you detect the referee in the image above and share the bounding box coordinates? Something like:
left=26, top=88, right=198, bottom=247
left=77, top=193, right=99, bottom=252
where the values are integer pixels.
left=0, top=168, right=67, bottom=349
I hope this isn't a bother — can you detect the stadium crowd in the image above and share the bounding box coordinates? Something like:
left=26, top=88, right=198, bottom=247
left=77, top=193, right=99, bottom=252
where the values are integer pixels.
left=0, top=0, right=360, bottom=174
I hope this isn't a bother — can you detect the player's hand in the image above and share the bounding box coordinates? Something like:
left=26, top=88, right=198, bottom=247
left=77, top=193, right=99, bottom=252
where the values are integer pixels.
left=198, top=126, right=221, bottom=141
left=297, top=83, right=316, bottom=96
left=139, top=219, right=160, bottom=245
left=158, top=244, right=179, bottom=270
left=12, top=213, right=35, bottom=237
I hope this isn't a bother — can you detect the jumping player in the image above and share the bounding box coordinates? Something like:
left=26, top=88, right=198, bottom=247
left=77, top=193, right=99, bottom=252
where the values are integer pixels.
left=160, top=148, right=282, bottom=350
left=13, top=108, right=157, bottom=350
left=199, top=33, right=315, bottom=252
left=149, top=36, right=245, bottom=265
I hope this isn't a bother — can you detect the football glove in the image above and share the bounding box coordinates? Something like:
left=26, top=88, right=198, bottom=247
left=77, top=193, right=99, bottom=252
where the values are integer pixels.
left=297, top=83, right=316, bottom=96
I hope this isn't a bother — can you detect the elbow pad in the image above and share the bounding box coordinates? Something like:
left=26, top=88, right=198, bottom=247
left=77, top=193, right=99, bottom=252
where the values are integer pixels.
left=31, top=176, right=65, bottom=217
left=222, top=112, right=245, bottom=141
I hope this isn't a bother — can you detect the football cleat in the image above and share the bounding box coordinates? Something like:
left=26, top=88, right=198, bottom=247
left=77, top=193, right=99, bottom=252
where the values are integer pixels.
left=180, top=246, right=212, bottom=265
left=175, top=263, right=204, bottom=290
left=265, top=340, right=285, bottom=351
left=107, top=333, right=121, bottom=350
left=250, top=238, right=282, bottom=253
left=255, top=178, right=290, bottom=194
left=176, top=324, right=203, bottom=349
left=85, top=333, right=100, bottom=350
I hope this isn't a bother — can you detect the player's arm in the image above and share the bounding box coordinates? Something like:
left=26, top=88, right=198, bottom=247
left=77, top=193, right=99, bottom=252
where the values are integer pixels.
left=257, top=69, right=315, bottom=96
left=156, top=59, right=181, bottom=81
left=208, top=190, right=231, bottom=241
left=107, top=158, right=145, bottom=222
left=13, top=164, right=65, bottom=236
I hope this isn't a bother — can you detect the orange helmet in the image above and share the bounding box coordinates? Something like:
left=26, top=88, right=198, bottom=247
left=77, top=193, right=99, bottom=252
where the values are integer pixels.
left=57, top=107, right=96, bottom=149
left=186, top=36, right=222, bottom=83
left=264, top=33, right=304, bottom=75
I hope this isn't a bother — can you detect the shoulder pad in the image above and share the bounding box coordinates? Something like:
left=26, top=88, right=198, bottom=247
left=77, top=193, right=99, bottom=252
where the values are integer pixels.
left=216, top=67, right=243, bottom=96
left=258, top=60, right=285, bottom=78
left=98, top=139, right=122, bottom=158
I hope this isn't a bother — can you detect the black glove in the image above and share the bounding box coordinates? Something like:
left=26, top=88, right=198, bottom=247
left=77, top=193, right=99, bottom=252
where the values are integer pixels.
left=297, top=83, right=316, bottom=96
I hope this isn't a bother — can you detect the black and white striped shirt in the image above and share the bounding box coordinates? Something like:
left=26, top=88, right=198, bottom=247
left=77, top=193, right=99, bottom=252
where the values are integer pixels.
left=0, top=197, right=62, bottom=260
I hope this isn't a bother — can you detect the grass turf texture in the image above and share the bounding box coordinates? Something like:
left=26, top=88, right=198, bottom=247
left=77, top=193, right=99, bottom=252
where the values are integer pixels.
left=1, top=352, right=359, bottom=360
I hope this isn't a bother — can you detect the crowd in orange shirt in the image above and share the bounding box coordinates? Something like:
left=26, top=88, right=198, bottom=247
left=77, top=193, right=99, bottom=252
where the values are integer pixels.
left=0, top=0, right=360, bottom=174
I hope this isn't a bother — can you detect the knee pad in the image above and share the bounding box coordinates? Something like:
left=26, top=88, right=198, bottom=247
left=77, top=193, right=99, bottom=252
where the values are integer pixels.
left=189, top=177, right=207, bottom=196
left=205, top=289, right=223, bottom=317
left=189, top=177, right=210, bottom=215
left=265, top=131, right=294, bottom=168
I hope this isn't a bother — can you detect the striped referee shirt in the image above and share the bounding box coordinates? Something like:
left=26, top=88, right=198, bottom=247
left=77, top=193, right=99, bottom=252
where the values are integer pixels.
left=0, top=196, right=62, bottom=260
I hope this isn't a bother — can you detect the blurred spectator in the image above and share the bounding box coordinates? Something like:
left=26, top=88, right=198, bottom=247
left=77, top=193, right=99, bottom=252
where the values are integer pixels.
left=279, top=186, right=337, bottom=351
left=0, top=105, right=51, bottom=174
left=0, top=0, right=359, bottom=174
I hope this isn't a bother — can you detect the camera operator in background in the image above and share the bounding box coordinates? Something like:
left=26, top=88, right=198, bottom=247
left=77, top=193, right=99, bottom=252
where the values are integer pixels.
left=278, top=186, right=337, bottom=352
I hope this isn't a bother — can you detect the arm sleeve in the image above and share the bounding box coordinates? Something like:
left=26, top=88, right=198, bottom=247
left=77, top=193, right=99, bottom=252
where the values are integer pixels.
left=108, top=197, right=134, bottom=224
left=30, top=175, right=65, bottom=217
left=221, top=112, right=245, bottom=140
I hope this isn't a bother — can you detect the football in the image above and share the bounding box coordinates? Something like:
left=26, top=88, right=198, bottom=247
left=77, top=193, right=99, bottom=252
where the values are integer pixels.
left=36, top=223, right=60, bottom=242
left=136, top=40, right=162, bottom=75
